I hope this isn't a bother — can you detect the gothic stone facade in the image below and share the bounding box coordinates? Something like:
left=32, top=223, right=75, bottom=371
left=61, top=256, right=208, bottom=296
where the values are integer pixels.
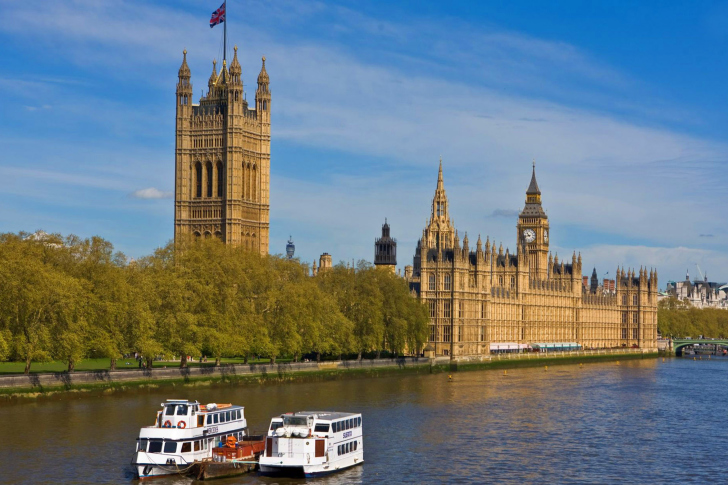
left=407, top=162, right=658, bottom=356
left=174, top=47, right=271, bottom=255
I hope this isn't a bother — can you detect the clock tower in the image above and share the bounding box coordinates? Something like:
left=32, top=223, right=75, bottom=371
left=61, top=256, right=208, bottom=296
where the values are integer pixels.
left=517, top=162, right=549, bottom=279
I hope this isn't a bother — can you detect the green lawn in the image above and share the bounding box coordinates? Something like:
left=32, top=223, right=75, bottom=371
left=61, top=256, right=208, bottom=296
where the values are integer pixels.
left=0, top=357, right=291, bottom=374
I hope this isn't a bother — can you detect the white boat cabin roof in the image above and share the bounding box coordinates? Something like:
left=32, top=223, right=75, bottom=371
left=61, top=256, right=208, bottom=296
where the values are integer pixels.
left=160, top=399, right=244, bottom=413
left=277, top=411, right=360, bottom=422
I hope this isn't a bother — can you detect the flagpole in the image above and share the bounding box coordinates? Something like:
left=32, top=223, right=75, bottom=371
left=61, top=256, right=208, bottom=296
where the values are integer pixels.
left=223, top=0, right=227, bottom=62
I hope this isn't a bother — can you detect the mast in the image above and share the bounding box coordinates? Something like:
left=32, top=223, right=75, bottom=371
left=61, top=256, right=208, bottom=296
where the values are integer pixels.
left=223, top=0, right=227, bottom=62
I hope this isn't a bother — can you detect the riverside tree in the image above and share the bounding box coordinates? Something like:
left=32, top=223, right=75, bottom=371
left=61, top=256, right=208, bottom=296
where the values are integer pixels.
left=0, top=231, right=429, bottom=372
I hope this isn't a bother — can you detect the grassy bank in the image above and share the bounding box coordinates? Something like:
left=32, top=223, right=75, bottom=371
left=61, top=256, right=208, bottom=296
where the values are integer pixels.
left=0, top=357, right=287, bottom=374
left=0, top=352, right=659, bottom=402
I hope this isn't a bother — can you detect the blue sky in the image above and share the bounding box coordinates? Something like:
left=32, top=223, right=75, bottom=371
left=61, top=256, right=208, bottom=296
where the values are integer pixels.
left=1, top=0, right=727, bottom=286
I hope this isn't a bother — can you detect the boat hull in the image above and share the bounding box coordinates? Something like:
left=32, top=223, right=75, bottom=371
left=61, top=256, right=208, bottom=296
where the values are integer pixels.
left=260, top=456, right=363, bottom=477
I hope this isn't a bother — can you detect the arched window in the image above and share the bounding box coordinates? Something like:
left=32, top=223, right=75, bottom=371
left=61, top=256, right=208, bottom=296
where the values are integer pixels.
left=262, top=100, right=267, bottom=110
left=195, top=163, right=202, bottom=198
left=206, top=162, right=213, bottom=197
left=429, top=274, right=435, bottom=291
left=252, top=165, right=257, bottom=199
left=216, top=161, right=223, bottom=197
left=193, top=231, right=201, bottom=238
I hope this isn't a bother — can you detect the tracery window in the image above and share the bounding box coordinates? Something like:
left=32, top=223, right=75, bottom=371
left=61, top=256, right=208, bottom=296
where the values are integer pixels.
left=206, top=162, right=213, bottom=197
left=444, top=274, right=451, bottom=291
left=429, top=300, right=436, bottom=318
left=195, top=163, right=202, bottom=198
left=428, top=274, right=435, bottom=291
left=216, top=161, right=223, bottom=197
left=443, top=301, right=451, bottom=318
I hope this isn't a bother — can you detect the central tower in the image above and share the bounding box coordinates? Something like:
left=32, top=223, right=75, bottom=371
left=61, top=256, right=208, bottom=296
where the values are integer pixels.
left=174, top=47, right=271, bottom=254
left=517, top=163, right=549, bottom=279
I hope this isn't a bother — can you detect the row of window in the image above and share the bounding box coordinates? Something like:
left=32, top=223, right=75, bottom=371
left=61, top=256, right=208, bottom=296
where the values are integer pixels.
left=428, top=274, right=516, bottom=291
left=332, top=417, right=361, bottom=433
left=622, top=328, right=639, bottom=339
left=193, top=138, right=224, bottom=148
left=621, top=312, right=640, bottom=324
left=205, top=409, right=242, bottom=425
left=194, top=162, right=258, bottom=199
left=139, top=431, right=244, bottom=454
left=337, top=440, right=359, bottom=456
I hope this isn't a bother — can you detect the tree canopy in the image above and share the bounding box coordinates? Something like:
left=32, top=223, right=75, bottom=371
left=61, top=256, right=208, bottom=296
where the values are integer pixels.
left=0, top=232, right=428, bottom=373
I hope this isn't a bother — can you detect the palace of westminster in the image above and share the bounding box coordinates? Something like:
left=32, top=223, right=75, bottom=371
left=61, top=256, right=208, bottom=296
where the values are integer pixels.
left=173, top=46, right=658, bottom=357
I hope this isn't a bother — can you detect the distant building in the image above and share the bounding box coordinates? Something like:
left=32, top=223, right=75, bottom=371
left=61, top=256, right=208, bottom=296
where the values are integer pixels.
left=374, top=219, right=397, bottom=272
left=666, top=271, right=728, bottom=309
left=286, top=236, right=295, bottom=259
left=313, top=253, right=333, bottom=276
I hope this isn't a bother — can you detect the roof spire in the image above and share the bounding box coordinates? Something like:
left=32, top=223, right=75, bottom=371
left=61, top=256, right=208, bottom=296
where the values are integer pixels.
left=527, top=160, right=541, bottom=195
left=437, top=157, right=444, bottom=190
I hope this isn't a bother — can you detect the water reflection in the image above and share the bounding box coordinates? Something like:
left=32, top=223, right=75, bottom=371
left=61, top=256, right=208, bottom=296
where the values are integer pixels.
left=1, top=358, right=726, bottom=484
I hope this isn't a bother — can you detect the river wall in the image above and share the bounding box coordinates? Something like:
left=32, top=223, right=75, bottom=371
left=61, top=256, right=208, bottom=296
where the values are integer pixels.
left=0, top=348, right=658, bottom=394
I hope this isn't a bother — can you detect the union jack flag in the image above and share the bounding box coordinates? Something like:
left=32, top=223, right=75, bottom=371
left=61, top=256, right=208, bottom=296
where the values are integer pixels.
left=210, top=2, right=225, bottom=28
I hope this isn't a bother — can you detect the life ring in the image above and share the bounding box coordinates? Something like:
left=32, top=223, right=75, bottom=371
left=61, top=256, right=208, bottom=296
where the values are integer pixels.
left=163, top=420, right=172, bottom=428
left=178, top=421, right=186, bottom=429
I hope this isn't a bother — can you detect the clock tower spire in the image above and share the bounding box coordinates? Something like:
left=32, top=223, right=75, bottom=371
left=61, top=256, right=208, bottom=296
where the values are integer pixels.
left=517, top=161, right=549, bottom=279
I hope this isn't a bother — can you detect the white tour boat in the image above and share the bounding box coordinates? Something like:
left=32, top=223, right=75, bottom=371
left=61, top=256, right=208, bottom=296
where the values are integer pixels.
left=131, top=399, right=249, bottom=479
left=259, top=411, right=364, bottom=477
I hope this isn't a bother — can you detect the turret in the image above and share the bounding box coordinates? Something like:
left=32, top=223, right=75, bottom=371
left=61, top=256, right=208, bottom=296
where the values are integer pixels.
left=208, top=59, right=218, bottom=96
left=256, top=56, right=271, bottom=123
left=590, top=267, right=598, bottom=294
left=177, top=50, right=192, bottom=108
left=228, top=46, right=243, bottom=107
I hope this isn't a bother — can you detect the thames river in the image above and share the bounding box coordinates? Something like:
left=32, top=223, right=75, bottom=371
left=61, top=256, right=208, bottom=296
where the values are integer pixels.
left=2, top=357, right=727, bottom=484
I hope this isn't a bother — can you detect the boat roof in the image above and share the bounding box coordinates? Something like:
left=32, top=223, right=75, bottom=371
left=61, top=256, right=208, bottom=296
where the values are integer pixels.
left=160, top=400, right=243, bottom=412
left=282, top=411, right=360, bottom=421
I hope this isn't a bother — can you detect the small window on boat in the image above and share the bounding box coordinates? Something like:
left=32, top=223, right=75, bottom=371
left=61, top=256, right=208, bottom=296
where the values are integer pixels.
left=314, top=423, right=330, bottom=433
left=198, top=415, right=205, bottom=427
left=214, top=414, right=219, bottom=424
left=165, top=406, right=175, bottom=416
left=181, top=442, right=192, bottom=453
left=270, top=422, right=282, bottom=431
left=148, top=440, right=163, bottom=453
left=358, top=417, right=362, bottom=427
left=207, top=415, right=213, bottom=425
left=337, top=445, right=341, bottom=456
left=137, top=439, right=148, bottom=452
left=345, top=420, right=350, bottom=430
left=226, top=411, right=231, bottom=421
left=336, top=422, right=341, bottom=432
left=177, top=405, right=188, bottom=415
left=237, top=410, right=241, bottom=419
left=194, top=441, right=201, bottom=452
left=163, top=441, right=177, bottom=453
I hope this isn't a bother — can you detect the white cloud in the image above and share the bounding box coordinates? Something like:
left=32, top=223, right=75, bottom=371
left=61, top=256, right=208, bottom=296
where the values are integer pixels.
left=130, top=187, right=173, bottom=199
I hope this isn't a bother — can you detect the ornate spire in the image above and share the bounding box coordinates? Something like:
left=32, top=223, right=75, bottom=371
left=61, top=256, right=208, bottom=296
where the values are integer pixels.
left=437, top=156, right=444, bottom=190
left=208, top=59, right=218, bottom=92
left=527, top=159, right=541, bottom=195
left=257, top=56, right=269, bottom=84
left=230, top=46, right=241, bottom=74
left=178, top=49, right=191, bottom=78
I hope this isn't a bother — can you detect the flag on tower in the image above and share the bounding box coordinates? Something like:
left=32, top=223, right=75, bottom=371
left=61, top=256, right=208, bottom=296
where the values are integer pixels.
left=210, top=2, right=226, bottom=28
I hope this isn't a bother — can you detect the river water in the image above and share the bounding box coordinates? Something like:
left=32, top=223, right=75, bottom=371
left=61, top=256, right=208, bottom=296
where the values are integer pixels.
left=2, top=357, right=727, bottom=484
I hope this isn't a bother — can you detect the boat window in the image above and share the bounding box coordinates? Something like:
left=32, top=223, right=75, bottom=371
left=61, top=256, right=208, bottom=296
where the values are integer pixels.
left=226, top=411, right=231, bottom=421
left=283, top=416, right=308, bottom=426
left=177, top=405, right=188, bottom=415
left=335, top=422, right=340, bottom=432
left=337, top=445, right=341, bottom=456
left=358, top=417, right=362, bottom=427
left=354, top=441, right=358, bottom=451
left=194, top=441, right=201, bottom=452
left=345, top=420, right=350, bottom=430
left=237, top=410, right=241, bottom=420
left=164, top=441, right=177, bottom=453
left=198, top=415, right=205, bottom=427
left=270, top=422, right=283, bottom=431
left=347, top=442, right=351, bottom=453
left=314, top=423, right=330, bottom=433
left=164, top=405, right=175, bottom=416
left=214, top=414, right=219, bottom=424
left=181, top=442, right=192, bottom=453
left=148, top=440, right=163, bottom=453
left=137, top=439, right=148, bottom=452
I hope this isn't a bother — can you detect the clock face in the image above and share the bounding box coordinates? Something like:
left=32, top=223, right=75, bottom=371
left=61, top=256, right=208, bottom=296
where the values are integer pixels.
left=523, top=228, right=536, bottom=243
left=544, top=230, right=549, bottom=242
